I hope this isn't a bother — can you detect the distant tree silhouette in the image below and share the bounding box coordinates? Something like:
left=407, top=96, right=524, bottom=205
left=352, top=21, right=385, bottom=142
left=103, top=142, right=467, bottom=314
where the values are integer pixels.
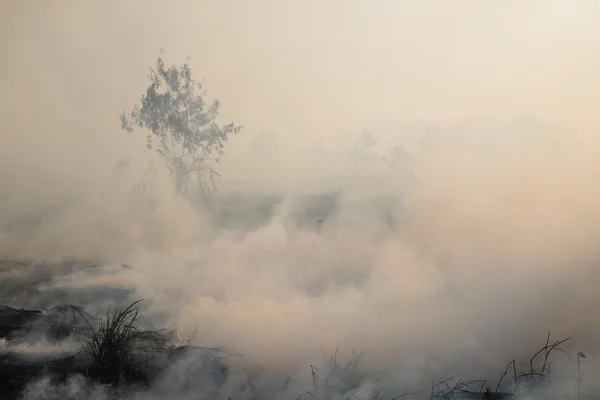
left=120, top=51, right=242, bottom=198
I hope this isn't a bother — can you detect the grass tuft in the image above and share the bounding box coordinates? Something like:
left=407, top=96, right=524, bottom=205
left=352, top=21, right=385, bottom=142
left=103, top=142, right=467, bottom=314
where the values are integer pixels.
left=68, top=299, right=168, bottom=385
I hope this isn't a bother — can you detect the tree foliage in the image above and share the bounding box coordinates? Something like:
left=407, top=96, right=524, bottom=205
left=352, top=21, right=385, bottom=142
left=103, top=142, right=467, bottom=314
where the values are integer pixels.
left=349, top=129, right=379, bottom=162
left=120, top=52, right=242, bottom=195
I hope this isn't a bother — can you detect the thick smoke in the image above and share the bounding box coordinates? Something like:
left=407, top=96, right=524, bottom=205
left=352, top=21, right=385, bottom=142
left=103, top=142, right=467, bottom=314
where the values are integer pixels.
left=2, top=1, right=600, bottom=399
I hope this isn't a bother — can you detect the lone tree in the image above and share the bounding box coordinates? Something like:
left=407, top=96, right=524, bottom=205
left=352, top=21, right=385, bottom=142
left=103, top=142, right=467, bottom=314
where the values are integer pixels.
left=120, top=52, right=242, bottom=196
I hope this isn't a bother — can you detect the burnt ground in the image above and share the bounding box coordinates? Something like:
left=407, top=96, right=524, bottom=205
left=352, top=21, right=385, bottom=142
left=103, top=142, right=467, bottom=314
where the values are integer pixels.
left=0, top=263, right=561, bottom=400
left=0, top=194, right=588, bottom=399
left=0, top=257, right=513, bottom=400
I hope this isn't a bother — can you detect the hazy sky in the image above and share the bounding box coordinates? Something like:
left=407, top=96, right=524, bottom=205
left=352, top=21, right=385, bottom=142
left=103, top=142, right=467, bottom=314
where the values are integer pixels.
left=3, top=0, right=600, bottom=145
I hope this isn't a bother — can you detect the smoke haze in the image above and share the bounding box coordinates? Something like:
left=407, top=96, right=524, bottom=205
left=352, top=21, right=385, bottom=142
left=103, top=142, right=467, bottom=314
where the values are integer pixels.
left=2, top=1, right=600, bottom=398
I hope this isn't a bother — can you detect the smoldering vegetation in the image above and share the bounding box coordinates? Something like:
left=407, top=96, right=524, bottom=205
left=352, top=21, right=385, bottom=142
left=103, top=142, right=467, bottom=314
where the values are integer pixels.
left=1, top=119, right=600, bottom=399
left=4, top=2, right=600, bottom=399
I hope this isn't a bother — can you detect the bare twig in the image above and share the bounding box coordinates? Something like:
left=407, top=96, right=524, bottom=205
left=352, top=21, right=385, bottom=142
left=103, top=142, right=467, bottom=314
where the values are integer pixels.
left=496, top=360, right=517, bottom=391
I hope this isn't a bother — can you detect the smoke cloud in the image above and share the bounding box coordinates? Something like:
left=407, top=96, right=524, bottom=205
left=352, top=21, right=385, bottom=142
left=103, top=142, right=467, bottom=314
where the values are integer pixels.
left=2, top=1, right=600, bottom=398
